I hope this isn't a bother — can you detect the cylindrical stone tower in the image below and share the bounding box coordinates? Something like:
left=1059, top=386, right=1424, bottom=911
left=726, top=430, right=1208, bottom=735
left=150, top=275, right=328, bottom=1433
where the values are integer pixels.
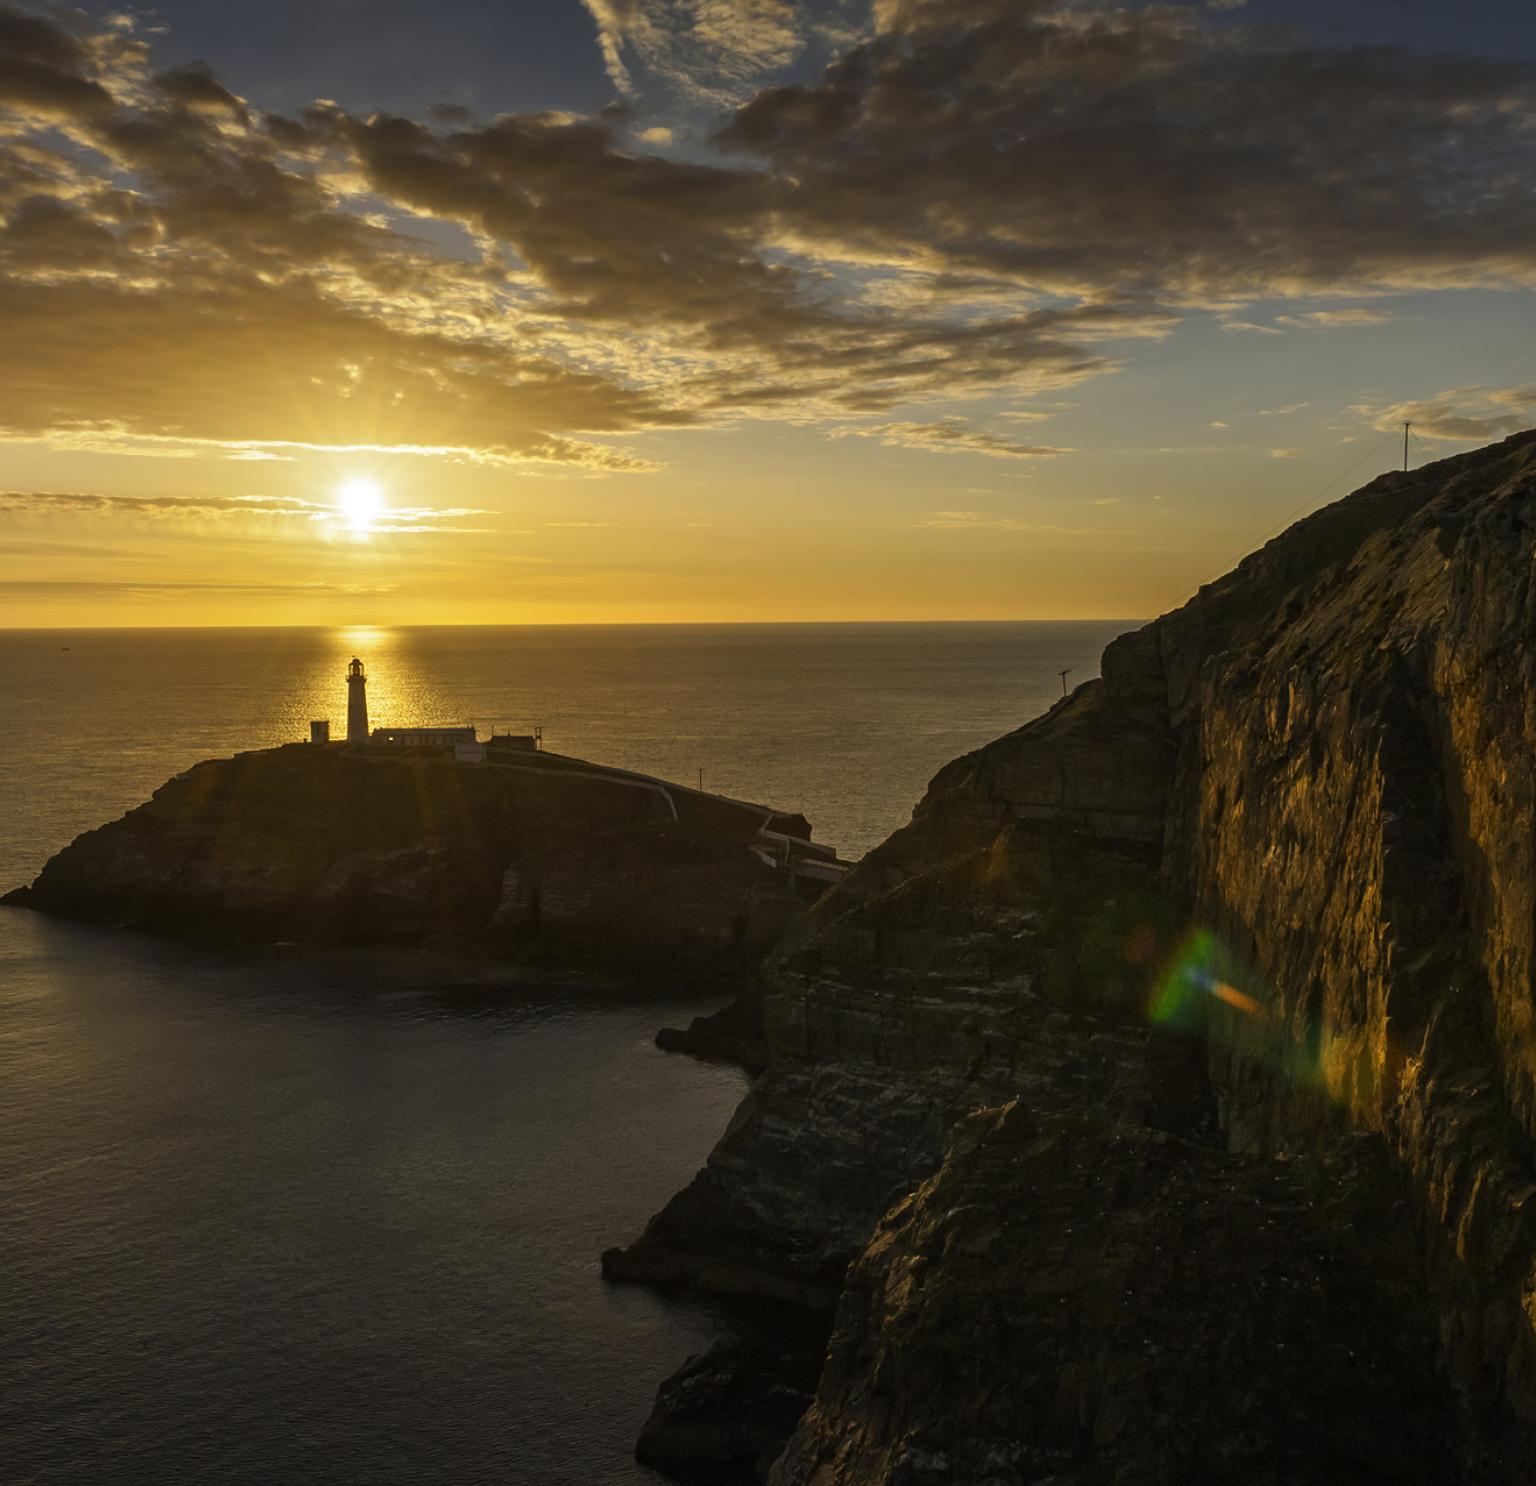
left=346, top=657, right=369, bottom=743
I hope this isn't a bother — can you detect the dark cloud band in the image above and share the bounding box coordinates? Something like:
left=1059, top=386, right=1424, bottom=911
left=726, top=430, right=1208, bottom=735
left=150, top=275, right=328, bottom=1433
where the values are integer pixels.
left=0, top=0, right=1532, bottom=468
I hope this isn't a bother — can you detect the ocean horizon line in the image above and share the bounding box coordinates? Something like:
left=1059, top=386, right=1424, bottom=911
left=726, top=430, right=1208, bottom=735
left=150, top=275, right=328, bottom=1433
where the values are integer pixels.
left=0, top=617, right=1146, bottom=634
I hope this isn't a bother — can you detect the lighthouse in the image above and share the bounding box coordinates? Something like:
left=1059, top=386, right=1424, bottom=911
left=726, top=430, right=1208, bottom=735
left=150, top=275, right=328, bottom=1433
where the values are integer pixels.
left=346, top=657, right=369, bottom=743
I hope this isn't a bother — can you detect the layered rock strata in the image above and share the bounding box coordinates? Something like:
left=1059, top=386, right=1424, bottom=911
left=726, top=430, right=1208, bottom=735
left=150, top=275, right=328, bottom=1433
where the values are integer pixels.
left=776, top=1102, right=1453, bottom=1486
left=617, top=431, right=1536, bottom=1480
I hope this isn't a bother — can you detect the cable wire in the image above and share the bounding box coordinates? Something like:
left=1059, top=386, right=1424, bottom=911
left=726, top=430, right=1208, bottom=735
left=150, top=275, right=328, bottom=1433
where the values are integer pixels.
left=1167, top=432, right=1399, bottom=609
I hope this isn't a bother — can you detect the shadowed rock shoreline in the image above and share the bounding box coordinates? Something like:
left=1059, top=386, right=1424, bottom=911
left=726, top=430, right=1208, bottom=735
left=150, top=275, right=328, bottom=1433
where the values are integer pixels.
left=4, top=745, right=837, bottom=978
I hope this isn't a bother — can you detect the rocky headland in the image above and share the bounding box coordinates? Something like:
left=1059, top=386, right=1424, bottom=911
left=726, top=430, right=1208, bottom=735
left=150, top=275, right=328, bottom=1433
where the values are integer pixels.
left=4, top=745, right=838, bottom=975
left=613, top=430, right=1536, bottom=1481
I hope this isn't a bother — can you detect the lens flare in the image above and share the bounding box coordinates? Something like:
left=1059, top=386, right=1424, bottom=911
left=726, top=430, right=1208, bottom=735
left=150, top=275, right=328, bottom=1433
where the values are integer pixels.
left=1147, top=927, right=1408, bottom=1117
left=1150, top=929, right=1267, bottom=1027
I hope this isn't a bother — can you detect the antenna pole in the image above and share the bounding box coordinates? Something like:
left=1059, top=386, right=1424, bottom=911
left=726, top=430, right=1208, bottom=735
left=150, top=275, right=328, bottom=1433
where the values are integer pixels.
left=1403, top=420, right=1411, bottom=472
left=1058, top=667, right=1072, bottom=696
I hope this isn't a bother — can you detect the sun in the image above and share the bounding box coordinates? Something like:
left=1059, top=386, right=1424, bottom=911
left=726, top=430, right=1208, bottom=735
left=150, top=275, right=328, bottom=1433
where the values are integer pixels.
left=336, top=476, right=385, bottom=533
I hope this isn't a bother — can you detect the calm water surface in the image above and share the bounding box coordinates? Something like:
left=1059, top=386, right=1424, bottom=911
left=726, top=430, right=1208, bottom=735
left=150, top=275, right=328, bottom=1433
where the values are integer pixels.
left=0, top=623, right=1128, bottom=1484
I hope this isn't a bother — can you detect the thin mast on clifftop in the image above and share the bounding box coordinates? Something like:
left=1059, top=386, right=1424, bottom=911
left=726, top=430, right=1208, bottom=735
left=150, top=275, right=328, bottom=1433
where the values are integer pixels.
left=1403, top=420, right=1412, bottom=472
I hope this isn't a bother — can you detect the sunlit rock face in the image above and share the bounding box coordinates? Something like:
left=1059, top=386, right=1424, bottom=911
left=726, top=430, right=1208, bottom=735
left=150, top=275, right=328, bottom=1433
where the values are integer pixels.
left=622, top=430, right=1536, bottom=1480
left=1161, top=430, right=1536, bottom=1464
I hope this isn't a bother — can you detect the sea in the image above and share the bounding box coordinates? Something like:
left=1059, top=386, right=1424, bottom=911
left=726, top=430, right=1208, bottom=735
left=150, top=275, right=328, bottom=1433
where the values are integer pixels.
left=0, top=622, right=1128, bottom=1485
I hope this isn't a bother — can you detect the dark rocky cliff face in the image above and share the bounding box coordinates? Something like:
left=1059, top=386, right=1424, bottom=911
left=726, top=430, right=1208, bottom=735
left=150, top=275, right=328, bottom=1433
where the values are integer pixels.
left=617, top=430, right=1536, bottom=1480
left=6, top=745, right=821, bottom=973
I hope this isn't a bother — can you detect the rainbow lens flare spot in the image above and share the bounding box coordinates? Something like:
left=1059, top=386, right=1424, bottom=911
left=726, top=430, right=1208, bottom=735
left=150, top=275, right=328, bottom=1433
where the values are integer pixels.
left=1151, top=929, right=1266, bottom=1026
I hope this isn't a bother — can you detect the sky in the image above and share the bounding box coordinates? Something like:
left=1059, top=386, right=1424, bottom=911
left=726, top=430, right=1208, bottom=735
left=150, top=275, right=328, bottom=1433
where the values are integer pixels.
left=2, top=0, right=1534, bottom=627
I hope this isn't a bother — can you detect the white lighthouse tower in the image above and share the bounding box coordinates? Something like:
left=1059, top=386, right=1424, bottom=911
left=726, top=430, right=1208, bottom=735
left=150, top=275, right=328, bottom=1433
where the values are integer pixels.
left=346, top=657, right=369, bottom=743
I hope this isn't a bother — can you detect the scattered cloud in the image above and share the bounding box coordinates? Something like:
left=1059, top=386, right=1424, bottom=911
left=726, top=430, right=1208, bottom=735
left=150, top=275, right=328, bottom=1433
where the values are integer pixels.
left=580, top=0, right=807, bottom=103
left=912, top=509, right=1114, bottom=534
left=916, top=509, right=991, bottom=527
left=0, top=579, right=404, bottom=598
left=1268, top=448, right=1304, bottom=459
left=1356, top=386, right=1536, bottom=442
left=1209, top=420, right=1230, bottom=429
left=0, top=488, right=496, bottom=534
left=1279, top=308, right=1395, bottom=329
left=1257, top=402, right=1310, bottom=416
left=831, top=418, right=1071, bottom=459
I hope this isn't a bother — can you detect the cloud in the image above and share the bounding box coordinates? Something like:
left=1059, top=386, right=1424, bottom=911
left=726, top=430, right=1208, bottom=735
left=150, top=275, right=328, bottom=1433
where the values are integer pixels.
left=0, top=579, right=403, bottom=598
left=1268, top=447, right=1304, bottom=458
left=152, top=61, right=248, bottom=119
left=0, top=273, right=684, bottom=467
left=0, top=9, right=691, bottom=469
left=0, top=489, right=316, bottom=518
left=2, top=1, right=1535, bottom=484
left=0, top=6, right=120, bottom=121
left=1278, top=308, right=1395, bottom=328
left=722, top=2, right=1536, bottom=304
left=832, top=418, right=1071, bottom=459
left=11, top=425, right=661, bottom=473
left=0, top=488, right=497, bottom=533
left=912, top=508, right=1112, bottom=534
left=335, top=102, right=1146, bottom=412
left=915, top=509, right=988, bottom=526
left=1357, top=387, right=1536, bottom=442
left=581, top=0, right=807, bottom=103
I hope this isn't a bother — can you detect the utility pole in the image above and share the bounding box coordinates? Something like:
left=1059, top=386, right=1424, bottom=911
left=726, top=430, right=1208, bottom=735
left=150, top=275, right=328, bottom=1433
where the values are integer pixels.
left=1403, top=420, right=1411, bottom=472
left=1058, top=667, right=1072, bottom=696
left=697, top=767, right=704, bottom=793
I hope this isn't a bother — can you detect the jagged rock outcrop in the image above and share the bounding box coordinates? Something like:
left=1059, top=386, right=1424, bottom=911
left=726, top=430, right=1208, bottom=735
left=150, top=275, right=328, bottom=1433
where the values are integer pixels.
left=636, top=1336, right=825, bottom=1483
left=605, top=972, right=1207, bottom=1309
left=5, top=744, right=832, bottom=973
left=616, top=430, right=1536, bottom=1480
left=656, top=984, right=772, bottom=1073
left=775, top=1102, right=1454, bottom=1486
